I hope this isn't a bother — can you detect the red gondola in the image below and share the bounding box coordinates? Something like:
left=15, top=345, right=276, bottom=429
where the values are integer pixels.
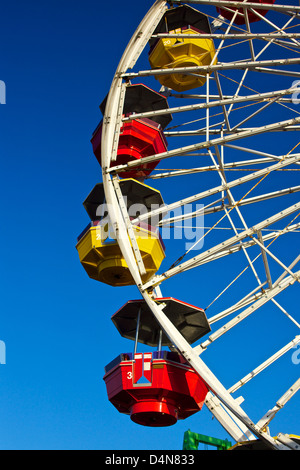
left=91, top=118, right=168, bottom=180
left=216, top=0, right=276, bottom=25
left=103, top=298, right=211, bottom=426
left=104, top=351, right=209, bottom=427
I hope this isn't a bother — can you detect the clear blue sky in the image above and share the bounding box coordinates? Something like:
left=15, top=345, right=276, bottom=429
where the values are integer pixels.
left=0, top=0, right=299, bottom=450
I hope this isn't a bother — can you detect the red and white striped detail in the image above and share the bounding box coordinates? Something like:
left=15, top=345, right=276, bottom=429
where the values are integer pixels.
left=133, top=353, right=152, bottom=384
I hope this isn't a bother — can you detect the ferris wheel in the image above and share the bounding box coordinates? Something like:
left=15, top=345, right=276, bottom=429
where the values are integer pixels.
left=76, top=0, right=300, bottom=450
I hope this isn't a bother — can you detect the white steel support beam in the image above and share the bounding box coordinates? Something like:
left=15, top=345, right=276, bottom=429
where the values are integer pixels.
left=271, top=299, right=300, bottom=329
left=120, top=0, right=168, bottom=71
left=198, top=271, right=300, bottom=351
left=257, top=378, right=300, bottom=431
left=206, top=251, right=300, bottom=325
left=276, top=434, right=300, bottom=450
left=165, top=224, right=300, bottom=271
left=208, top=147, right=265, bottom=288
left=230, top=96, right=278, bottom=132
left=153, top=33, right=300, bottom=40
left=257, top=230, right=273, bottom=288
left=250, top=234, right=299, bottom=283
left=253, top=67, right=300, bottom=78
left=204, top=392, right=254, bottom=442
left=251, top=7, right=300, bottom=48
left=132, top=155, right=300, bottom=227
left=273, top=254, right=300, bottom=288
left=149, top=157, right=298, bottom=180
left=202, top=186, right=300, bottom=216
left=122, top=58, right=300, bottom=80
left=108, top=119, right=300, bottom=175
left=172, top=0, right=300, bottom=14
left=110, top=82, right=127, bottom=162
left=142, top=202, right=300, bottom=288
left=207, top=282, right=269, bottom=324
left=122, top=87, right=297, bottom=122
left=224, top=144, right=300, bottom=163
left=228, top=337, right=300, bottom=394
left=165, top=125, right=300, bottom=136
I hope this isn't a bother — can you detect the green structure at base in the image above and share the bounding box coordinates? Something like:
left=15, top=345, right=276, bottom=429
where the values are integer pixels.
left=183, top=430, right=232, bottom=450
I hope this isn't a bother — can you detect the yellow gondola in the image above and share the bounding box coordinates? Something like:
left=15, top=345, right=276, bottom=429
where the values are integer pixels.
left=76, top=221, right=165, bottom=287
left=148, top=5, right=216, bottom=92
